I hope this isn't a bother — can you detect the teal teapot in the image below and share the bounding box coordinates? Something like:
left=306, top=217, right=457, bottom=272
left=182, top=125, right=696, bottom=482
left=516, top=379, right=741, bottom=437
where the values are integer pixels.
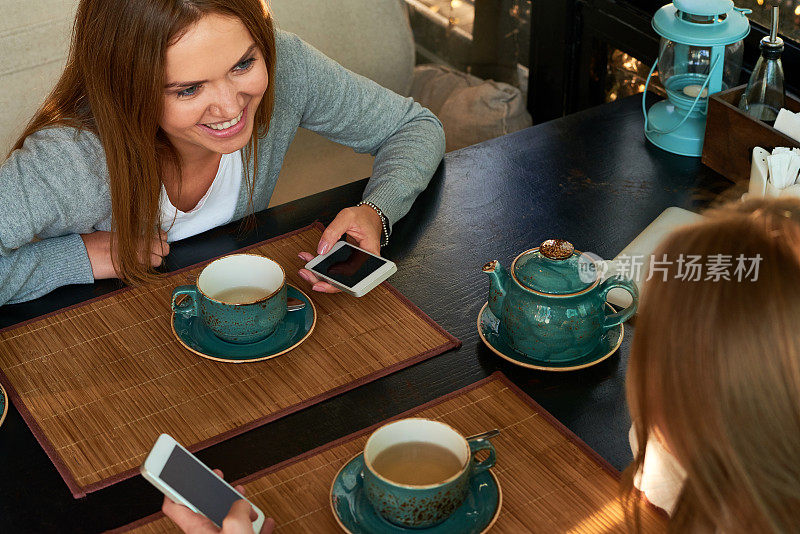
left=482, top=239, right=638, bottom=363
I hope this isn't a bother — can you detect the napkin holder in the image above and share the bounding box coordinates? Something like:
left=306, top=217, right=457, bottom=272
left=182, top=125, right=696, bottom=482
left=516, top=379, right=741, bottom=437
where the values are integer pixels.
left=702, top=85, right=800, bottom=183
left=744, top=147, right=800, bottom=199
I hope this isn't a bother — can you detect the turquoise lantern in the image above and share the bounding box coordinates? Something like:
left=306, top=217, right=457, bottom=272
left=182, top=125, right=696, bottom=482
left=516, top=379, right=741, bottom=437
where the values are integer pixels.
left=643, top=0, right=750, bottom=156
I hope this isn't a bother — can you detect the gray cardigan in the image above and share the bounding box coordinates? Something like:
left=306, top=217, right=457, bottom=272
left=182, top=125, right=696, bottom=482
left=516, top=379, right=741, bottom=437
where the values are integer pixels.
left=0, top=30, right=445, bottom=305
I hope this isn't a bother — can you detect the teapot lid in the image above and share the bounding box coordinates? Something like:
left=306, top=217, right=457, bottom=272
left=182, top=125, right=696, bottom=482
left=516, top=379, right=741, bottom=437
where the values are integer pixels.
left=512, top=239, right=599, bottom=295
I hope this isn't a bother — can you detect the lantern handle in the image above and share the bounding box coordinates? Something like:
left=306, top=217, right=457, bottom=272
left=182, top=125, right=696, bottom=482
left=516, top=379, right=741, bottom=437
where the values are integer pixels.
left=642, top=55, right=721, bottom=136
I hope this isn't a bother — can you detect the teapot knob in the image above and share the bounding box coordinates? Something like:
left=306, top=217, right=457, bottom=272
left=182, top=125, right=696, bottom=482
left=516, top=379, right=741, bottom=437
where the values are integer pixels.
left=540, top=239, right=574, bottom=260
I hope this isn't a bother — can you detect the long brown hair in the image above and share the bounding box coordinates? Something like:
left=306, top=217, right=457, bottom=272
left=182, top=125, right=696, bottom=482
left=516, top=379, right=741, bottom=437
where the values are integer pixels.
left=9, top=0, right=276, bottom=284
left=622, top=198, right=800, bottom=532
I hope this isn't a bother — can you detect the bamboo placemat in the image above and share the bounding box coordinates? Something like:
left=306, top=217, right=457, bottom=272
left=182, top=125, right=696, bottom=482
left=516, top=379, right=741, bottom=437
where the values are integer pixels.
left=116, top=373, right=666, bottom=533
left=0, top=224, right=459, bottom=498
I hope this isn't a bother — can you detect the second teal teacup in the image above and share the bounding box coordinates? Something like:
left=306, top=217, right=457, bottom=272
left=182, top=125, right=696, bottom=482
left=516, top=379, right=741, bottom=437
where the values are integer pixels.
left=362, top=418, right=496, bottom=528
left=171, top=254, right=287, bottom=344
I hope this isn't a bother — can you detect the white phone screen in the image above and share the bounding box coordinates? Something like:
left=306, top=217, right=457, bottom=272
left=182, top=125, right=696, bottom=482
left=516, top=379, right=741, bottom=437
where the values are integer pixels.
left=311, top=242, right=389, bottom=288
left=160, top=444, right=242, bottom=527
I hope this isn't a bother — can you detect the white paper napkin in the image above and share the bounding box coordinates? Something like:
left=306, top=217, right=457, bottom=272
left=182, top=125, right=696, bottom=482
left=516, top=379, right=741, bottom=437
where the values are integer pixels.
left=774, top=108, right=800, bottom=143
left=769, top=151, right=794, bottom=188
left=601, top=208, right=704, bottom=309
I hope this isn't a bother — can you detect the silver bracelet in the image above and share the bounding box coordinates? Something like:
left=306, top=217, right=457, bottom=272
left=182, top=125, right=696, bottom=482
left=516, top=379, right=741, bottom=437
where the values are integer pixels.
left=357, top=201, right=389, bottom=248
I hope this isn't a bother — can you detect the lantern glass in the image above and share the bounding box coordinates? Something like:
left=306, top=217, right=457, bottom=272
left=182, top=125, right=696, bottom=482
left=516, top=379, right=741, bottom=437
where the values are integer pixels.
left=657, top=37, right=744, bottom=92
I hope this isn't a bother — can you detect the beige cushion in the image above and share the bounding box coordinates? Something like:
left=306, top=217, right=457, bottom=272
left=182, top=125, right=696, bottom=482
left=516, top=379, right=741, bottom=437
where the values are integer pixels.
left=0, top=0, right=77, bottom=156
left=410, top=64, right=533, bottom=152
left=269, top=128, right=374, bottom=207
left=268, top=0, right=415, bottom=206
left=269, top=0, right=414, bottom=97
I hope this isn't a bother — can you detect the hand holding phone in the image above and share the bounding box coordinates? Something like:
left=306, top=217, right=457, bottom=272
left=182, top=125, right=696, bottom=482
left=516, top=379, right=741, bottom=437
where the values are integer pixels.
left=163, top=485, right=274, bottom=534
left=302, top=241, right=397, bottom=297
left=298, top=205, right=387, bottom=293
left=141, top=434, right=269, bottom=533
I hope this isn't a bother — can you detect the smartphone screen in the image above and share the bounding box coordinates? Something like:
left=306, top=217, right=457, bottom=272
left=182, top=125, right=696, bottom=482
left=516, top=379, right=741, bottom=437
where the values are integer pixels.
left=159, top=444, right=242, bottom=527
left=312, top=242, right=388, bottom=287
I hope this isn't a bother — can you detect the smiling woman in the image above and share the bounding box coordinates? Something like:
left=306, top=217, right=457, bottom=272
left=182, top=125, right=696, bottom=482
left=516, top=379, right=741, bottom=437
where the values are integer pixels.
left=161, top=21, right=269, bottom=159
left=0, top=0, right=445, bottom=305
left=159, top=16, right=270, bottom=216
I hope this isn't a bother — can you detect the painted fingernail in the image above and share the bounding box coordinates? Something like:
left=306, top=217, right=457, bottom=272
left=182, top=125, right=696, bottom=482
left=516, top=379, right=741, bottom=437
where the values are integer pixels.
left=318, top=241, right=329, bottom=255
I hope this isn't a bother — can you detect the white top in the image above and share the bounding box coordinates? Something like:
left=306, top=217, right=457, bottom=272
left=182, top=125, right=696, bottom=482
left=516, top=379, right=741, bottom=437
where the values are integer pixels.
left=159, top=151, right=243, bottom=242
left=629, top=424, right=687, bottom=515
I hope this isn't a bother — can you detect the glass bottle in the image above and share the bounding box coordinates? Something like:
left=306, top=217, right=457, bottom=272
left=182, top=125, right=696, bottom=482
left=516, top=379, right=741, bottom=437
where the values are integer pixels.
left=739, top=3, right=785, bottom=124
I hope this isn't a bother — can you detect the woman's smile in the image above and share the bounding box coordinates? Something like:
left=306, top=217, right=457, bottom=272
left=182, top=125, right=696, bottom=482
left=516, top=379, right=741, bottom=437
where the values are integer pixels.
left=197, top=106, right=248, bottom=138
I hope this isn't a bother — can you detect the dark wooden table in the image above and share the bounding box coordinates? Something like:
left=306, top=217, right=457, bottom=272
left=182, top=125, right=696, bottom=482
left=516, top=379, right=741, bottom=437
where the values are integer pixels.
left=0, top=95, right=729, bottom=532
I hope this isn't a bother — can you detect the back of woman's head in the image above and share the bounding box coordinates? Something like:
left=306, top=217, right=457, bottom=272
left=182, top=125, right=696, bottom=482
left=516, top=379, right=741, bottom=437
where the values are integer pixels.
left=624, top=198, right=800, bottom=533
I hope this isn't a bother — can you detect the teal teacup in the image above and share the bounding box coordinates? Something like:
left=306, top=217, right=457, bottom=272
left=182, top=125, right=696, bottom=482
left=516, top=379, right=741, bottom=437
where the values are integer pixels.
left=362, top=418, right=496, bottom=528
left=171, top=254, right=287, bottom=344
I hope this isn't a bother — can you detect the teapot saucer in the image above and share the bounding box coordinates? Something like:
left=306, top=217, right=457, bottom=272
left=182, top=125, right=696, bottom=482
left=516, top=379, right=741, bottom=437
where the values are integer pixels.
left=477, top=303, right=623, bottom=371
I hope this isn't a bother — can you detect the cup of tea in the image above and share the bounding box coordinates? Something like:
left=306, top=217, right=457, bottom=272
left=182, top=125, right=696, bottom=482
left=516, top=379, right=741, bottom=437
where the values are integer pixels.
left=362, top=418, right=496, bottom=528
left=170, top=254, right=287, bottom=344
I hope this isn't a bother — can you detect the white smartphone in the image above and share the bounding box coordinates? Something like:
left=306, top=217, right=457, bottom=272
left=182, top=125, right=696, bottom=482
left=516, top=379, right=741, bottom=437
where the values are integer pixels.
left=304, top=241, right=397, bottom=297
left=141, top=434, right=265, bottom=533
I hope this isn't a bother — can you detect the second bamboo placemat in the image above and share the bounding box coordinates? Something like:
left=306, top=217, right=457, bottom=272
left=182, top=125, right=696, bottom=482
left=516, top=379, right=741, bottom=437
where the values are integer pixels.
left=115, top=372, right=666, bottom=533
left=0, top=224, right=459, bottom=498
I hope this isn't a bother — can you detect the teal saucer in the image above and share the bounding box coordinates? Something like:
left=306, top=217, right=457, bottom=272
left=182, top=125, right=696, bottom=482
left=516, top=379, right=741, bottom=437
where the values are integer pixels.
left=171, top=285, right=316, bottom=363
left=330, top=453, right=501, bottom=534
left=0, top=383, right=7, bottom=428
left=477, top=302, right=623, bottom=372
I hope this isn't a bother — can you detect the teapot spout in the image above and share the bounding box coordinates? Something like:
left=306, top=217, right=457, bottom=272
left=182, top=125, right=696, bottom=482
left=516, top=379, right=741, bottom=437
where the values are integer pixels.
left=482, top=260, right=508, bottom=317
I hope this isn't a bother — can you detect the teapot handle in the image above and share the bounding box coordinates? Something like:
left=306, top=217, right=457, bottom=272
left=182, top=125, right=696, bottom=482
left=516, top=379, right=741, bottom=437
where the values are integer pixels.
left=598, top=276, right=639, bottom=330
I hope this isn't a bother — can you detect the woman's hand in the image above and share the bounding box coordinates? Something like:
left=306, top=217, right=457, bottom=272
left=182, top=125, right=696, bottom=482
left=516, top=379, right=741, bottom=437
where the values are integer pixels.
left=80, top=230, right=170, bottom=279
left=297, top=205, right=383, bottom=293
left=162, top=469, right=275, bottom=534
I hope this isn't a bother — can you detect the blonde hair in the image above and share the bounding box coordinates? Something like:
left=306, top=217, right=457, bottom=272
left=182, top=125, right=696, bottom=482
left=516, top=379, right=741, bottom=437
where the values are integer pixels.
left=623, top=198, right=800, bottom=533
